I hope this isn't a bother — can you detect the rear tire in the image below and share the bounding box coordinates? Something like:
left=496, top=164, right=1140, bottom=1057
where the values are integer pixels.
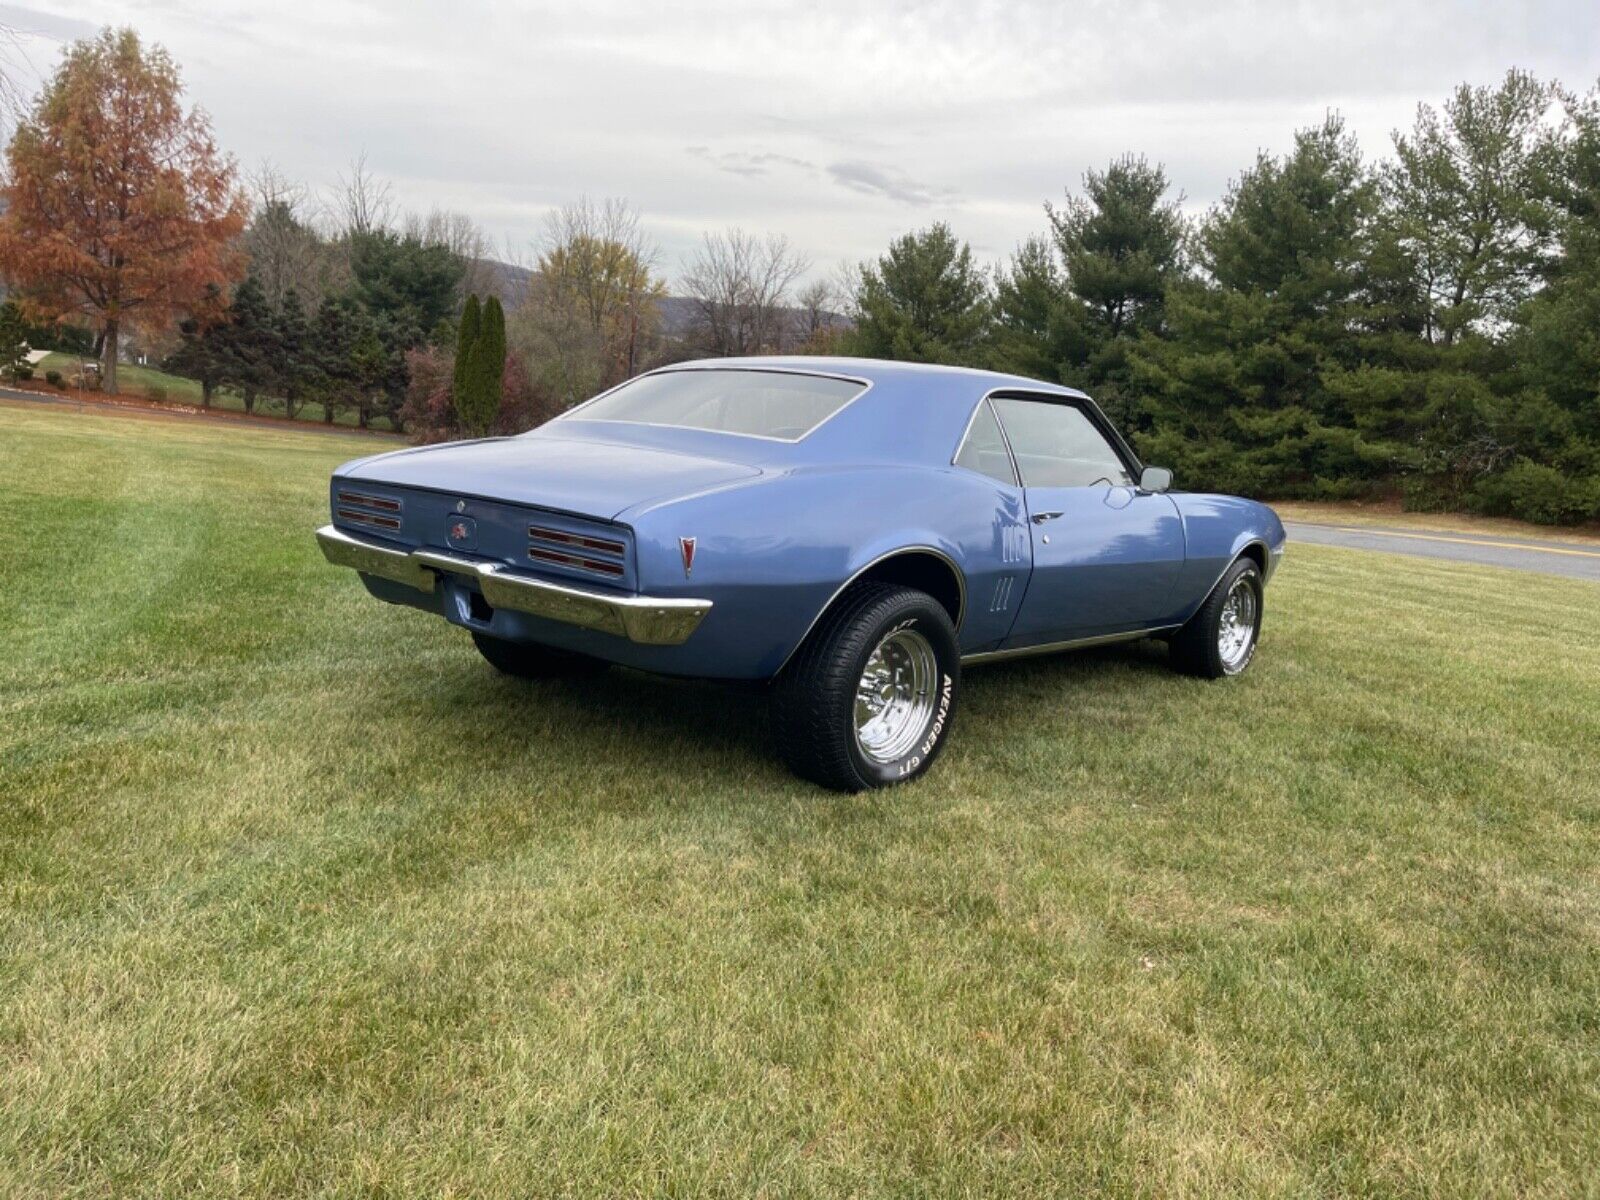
left=772, top=583, right=960, bottom=792
left=1170, top=557, right=1263, bottom=679
left=471, top=631, right=607, bottom=678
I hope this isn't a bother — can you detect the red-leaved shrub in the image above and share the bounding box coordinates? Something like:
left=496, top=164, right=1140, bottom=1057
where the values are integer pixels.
left=402, top=346, right=564, bottom=444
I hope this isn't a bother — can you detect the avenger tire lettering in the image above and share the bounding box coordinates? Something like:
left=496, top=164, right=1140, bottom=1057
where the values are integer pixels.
left=772, top=582, right=961, bottom=793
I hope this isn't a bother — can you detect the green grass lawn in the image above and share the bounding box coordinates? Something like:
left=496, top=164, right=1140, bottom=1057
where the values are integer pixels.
left=34, top=352, right=398, bottom=430
left=2, top=406, right=1598, bottom=1198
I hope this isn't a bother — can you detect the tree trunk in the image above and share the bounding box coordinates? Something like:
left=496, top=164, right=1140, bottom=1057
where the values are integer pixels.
left=358, top=399, right=369, bottom=429
left=242, top=386, right=256, bottom=415
left=324, top=401, right=334, bottom=424
left=202, top=379, right=213, bottom=407
left=102, top=321, right=119, bottom=395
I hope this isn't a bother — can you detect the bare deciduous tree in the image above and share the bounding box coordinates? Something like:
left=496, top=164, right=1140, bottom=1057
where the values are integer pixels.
left=407, top=206, right=496, bottom=299
left=512, top=197, right=665, bottom=407
left=244, top=161, right=339, bottom=308
left=681, top=229, right=810, bottom=356
left=792, top=277, right=846, bottom=350
left=333, top=152, right=395, bottom=238
left=0, top=22, right=30, bottom=126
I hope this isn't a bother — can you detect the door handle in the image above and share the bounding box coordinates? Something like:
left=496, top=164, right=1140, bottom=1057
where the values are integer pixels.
left=1030, top=511, right=1063, bottom=524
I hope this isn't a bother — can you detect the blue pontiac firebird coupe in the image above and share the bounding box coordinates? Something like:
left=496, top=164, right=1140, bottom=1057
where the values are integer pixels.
left=318, top=357, right=1286, bottom=790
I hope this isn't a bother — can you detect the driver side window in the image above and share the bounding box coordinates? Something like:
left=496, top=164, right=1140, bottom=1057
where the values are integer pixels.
left=991, top=397, right=1133, bottom=488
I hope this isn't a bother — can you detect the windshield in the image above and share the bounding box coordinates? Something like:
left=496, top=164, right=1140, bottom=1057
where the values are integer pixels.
left=568, top=369, right=866, bottom=441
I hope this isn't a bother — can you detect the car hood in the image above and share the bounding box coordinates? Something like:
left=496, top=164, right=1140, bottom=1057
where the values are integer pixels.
left=339, top=434, right=762, bottom=520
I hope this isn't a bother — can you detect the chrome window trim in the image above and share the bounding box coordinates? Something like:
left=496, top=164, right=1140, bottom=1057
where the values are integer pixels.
left=553, top=365, right=875, bottom=445
left=949, top=395, right=1020, bottom=487
left=983, top=387, right=1145, bottom=487
left=316, top=525, right=710, bottom=646
left=774, top=545, right=969, bottom=676
left=962, top=625, right=1179, bottom=665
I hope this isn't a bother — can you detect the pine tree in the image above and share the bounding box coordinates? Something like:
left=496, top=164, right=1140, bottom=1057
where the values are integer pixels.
left=1385, top=69, right=1560, bottom=345
left=844, top=223, right=991, bottom=365
left=454, top=294, right=505, bottom=437
left=165, top=283, right=230, bottom=406
left=222, top=276, right=279, bottom=414
left=1131, top=116, right=1393, bottom=496
left=989, top=237, right=1082, bottom=382
left=276, top=287, right=310, bottom=420
left=452, top=293, right=481, bottom=427
left=349, top=314, right=387, bottom=431
left=310, top=294, right=358, bottom=425
left=1047, top=156, right=1186, bottom=421
left=1051, top=156, right=1186, bottom=344
left=478, top=294, right=505, bottom=431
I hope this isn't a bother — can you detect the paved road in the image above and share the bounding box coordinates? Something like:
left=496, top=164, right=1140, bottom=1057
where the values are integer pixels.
left=1285, top=520, right=1600, bottom=582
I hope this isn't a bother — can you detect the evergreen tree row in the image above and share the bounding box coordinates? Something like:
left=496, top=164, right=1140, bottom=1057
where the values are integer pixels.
left=165, top=226, right=468, bottom=430
left=839, top=71, right=1600, bottom=525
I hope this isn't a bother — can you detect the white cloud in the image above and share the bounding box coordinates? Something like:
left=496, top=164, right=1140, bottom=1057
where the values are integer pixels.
left=7, top=0, right=1598, bottom=280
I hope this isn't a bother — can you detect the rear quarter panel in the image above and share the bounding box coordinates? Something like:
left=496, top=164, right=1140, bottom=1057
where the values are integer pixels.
left=622, top=465, right=1026, bottom=678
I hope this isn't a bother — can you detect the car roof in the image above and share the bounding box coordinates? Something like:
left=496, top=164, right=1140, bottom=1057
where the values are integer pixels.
left=661, top=355, right=1091, bottom=400
left=547, top=355, right=1105, bottom=472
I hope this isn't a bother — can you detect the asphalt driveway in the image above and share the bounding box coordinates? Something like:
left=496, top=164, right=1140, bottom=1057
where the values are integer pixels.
left=1285, top=520, right=1600, bottom=582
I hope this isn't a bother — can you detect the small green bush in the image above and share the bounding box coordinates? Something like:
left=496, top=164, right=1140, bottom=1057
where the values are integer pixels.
left=45, top=369, right=64, bottom=388
left=1469, top=460, right=1600, bottom=526
left=12, top=363, right=33, bottom=381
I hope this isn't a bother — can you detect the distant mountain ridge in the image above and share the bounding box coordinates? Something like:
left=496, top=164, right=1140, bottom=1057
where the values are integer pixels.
left=475, top=258, right=844, bottom=340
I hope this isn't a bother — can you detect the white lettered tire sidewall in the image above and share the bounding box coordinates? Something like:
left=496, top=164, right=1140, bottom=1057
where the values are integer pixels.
left=772, top=582, right=962, bottom=792
left=844, top=605, right=960, bottom=788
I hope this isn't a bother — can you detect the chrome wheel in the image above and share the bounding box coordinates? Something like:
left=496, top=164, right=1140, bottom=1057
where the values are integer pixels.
left=853, top=627, right=938, bottom=764
left=1216, top=576, right=1258, bottom=673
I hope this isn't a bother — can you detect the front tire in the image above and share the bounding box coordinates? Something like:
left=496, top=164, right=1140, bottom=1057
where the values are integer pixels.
left=471, top=631, right=607, bottom=679
left=1170, top=557, right=1263, bottom=679
left=772, top=583, right=960, bottom=792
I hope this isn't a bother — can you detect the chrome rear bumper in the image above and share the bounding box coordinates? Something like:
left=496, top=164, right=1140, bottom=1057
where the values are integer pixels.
left=315, top=524, right=711, bottom=646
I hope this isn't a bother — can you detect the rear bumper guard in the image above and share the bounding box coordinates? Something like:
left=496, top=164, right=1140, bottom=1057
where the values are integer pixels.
left=315, top=524, right=710, bottom=646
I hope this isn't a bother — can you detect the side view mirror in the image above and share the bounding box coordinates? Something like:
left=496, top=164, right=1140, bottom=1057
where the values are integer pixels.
left=1139, top=465, right=1173, bottom=493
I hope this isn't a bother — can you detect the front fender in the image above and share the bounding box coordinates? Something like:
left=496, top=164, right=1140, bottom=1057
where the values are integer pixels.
left=1166, top=493, right=1287, bottom=624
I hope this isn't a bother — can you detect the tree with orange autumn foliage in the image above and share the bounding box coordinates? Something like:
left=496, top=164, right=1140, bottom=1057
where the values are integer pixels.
left=0, top=28, right=246, bottom=394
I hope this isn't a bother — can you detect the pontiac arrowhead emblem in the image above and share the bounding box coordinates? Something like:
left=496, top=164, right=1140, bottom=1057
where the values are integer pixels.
left=679, top=536, right=697, bottom=578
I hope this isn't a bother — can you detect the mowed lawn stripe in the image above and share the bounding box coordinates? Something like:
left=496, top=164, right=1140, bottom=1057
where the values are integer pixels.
left=2, top=405, right=1598, bottom=1197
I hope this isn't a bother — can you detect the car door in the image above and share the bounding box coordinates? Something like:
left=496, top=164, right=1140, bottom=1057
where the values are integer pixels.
left=991, top=394, right=1185, bottom=645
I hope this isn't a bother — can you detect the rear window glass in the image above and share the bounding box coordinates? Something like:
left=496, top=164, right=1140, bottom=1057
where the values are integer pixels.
left=570, top=369, right=865, bottom=440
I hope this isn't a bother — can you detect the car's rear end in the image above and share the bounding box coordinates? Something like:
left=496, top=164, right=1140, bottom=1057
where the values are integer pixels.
left=317, top=432, right=760, bottom=671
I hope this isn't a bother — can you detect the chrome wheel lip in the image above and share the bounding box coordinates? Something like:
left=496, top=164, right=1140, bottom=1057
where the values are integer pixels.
left=1217, top=576, right=1258, bottom=673
left=853, top=627, right=939, bottom=764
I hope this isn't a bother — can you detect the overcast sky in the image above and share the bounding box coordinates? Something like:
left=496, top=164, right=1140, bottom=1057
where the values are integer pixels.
left=4, top=1, right=1598, bottom=285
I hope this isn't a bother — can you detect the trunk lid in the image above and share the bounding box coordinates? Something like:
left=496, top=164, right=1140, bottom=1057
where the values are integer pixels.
left=342, top=434, right=761, bottom=519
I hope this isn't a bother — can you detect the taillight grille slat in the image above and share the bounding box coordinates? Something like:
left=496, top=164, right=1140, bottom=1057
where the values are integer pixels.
left=527, top=546, right=625, bottom=576
left=336, top=489, right=404, bottom=534
left=337, top=507, right=402, bottom=531
left=527, top=522, right=628, bottom=580
left=528, top=525, right=626, bottom=556
left=338, top=490, right=401, bottom=513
